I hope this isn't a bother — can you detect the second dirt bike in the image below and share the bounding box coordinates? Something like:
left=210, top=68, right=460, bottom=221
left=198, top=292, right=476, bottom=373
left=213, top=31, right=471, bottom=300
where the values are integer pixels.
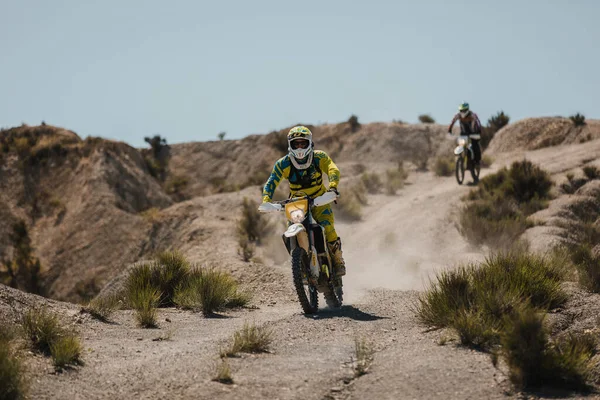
left=258, top=191, right=343, bottom=314
left=454, top=134, right=480, bottom=185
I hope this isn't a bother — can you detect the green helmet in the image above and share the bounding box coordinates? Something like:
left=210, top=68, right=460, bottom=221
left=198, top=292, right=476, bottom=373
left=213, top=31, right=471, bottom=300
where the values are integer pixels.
left=458, top=102, right=470, bottom=112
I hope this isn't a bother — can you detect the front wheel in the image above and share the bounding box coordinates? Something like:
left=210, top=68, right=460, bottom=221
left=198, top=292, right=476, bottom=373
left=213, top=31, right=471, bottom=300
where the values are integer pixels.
left=455, top=156, right=465, bottom=185
left=291, top=247, right=319, bottom=314
left=324, top=278, right=343, bottom=309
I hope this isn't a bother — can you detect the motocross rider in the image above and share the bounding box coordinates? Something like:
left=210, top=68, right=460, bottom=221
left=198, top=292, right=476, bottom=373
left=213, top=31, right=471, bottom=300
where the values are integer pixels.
left=261, top=126, right=346, bottom=277
left=447, top=102, right=483, bottom=164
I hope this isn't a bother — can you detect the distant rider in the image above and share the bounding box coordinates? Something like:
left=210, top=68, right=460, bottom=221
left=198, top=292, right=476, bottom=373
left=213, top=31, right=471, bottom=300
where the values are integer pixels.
left=447, top=102, right=483, bottom=165
left=261, top=126, right=346, bottom=277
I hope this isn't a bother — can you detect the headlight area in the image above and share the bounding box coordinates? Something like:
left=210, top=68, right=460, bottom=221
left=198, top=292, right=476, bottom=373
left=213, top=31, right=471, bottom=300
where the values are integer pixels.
left=290, top=209, right=306, bottom=223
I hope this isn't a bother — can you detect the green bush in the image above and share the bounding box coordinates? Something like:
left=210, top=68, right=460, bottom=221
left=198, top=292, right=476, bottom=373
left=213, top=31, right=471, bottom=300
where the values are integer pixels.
left=459, top=160, right=552, bottom=249
left=174, top=267, right=249, bottom=316
left=130, top=285, right=160, bottom=328
left=21, top=308, right=84, bottom=371
left=418, top=114, right=436, bottom=124
left=583, top=165, right=600, bottom=180
left=123, top=252, right=190, bottom=308
left=570, top=113, right=586, bottom=127
left=221, top=322, right=273, bottom=357
left=348, top=115, right=360, bottom=132
left=83, top=294, right=120, bottom=322
left=417, top=250, right=568, bottom=349
left=385, top=164, right=409, bottom=195
left=501, top=307, right=596, bottom=390
left=50, top=335, right=83, bottom=371
left=21, top=308, right=62, bottom=355
left=481, top=111, right=510, bottom=151
left=568, top=245, right=600, bottom=293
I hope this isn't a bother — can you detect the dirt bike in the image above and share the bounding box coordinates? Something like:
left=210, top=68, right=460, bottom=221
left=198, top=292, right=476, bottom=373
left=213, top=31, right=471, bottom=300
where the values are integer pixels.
left=454, top=134, right=481, bottom=185
left=258, top=191, right=343, bottom=314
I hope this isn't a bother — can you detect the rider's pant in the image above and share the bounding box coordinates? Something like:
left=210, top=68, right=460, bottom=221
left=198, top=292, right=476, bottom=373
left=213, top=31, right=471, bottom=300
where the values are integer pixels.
left=311, top=203, right=338, bottom=242
left=460, top=124, right=482, bottom=163
left=471, top=139, right=481, bottom=163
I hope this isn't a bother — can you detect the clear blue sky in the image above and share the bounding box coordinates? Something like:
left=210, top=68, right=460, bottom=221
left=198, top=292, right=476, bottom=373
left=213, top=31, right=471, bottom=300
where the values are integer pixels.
left=1, top=0, right=598, bottom=147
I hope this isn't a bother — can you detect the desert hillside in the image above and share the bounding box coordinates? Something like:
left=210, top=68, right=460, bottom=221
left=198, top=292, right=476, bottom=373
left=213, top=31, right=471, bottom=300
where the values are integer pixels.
left=2, top=116, right=600, bottom=399
left=0, top=120, right=451, bottom=302
left=486, top=116, right=600, bottom=153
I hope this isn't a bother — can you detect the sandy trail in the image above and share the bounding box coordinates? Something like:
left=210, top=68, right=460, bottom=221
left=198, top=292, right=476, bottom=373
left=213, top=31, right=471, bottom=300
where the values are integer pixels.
left=28, top=140, right=600, bottom=399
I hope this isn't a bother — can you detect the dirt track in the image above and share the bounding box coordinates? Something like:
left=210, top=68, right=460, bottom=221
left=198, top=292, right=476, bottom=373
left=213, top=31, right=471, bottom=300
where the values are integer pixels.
left=24, top=139, right=600, bottom=399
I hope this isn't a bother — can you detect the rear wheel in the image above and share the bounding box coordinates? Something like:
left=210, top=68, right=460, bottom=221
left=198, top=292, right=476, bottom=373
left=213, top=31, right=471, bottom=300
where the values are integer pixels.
left=455, top=156, right=465, bottom=185
left=291, top=247, right=318, bottom=314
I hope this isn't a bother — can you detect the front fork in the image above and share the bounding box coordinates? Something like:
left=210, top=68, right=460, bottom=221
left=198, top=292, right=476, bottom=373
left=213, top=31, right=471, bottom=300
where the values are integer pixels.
left=283, top=228, right=319, bottom=280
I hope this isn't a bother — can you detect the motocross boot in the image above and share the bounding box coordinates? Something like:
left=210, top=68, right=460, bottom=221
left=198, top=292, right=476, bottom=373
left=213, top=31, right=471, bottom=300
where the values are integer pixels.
left=327, top=238, right=346, bottom=277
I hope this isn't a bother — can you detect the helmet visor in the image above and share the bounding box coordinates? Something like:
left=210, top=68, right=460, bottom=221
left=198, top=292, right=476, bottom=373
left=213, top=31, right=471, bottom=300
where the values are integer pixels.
left=290, top=139, right=310, bottom=149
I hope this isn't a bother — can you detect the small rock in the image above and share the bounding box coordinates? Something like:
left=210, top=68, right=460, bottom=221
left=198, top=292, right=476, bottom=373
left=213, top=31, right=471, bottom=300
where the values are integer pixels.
left=137, top=337, right=143, bottom=341
left=165, top=318, right=172, bottom=323
left=331, top=387, right=343, bottom=392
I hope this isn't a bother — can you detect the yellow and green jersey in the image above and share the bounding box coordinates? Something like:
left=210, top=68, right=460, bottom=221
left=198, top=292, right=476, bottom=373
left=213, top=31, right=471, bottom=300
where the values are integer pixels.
left=262, top=150, right=340, bottom=203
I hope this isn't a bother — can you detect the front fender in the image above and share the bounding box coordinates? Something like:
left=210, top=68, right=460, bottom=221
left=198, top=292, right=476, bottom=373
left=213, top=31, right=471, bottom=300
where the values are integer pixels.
left=454, top=146, right=464, bottom=156
left=284, top=223, right=305, bottom=238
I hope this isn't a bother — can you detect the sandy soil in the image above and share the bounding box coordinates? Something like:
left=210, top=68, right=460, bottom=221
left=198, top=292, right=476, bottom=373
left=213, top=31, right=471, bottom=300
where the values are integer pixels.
left=8, top=138, right=600, bottom=399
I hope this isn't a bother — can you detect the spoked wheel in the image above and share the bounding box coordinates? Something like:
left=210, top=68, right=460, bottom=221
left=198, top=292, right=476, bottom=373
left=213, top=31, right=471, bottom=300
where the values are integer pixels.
left=291, top=247, right=318, bottom=314
left=324, top=279, right=343, bottom=309
left=455, top=156, right=465, bottom=185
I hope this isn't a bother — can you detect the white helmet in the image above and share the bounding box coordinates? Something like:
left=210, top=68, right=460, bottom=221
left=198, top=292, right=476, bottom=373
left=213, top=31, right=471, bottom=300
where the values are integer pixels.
left=287, top=126, right=313, bottom=169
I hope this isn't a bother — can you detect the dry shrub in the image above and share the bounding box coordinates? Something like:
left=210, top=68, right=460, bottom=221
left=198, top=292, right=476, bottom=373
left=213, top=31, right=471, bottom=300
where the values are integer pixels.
left=385, top=166, right=408, bottom=195
left=354, top=336, right=375, bottom=376
left=336, top=180, right=367, bottom=221
left=418, top=114, right=436, bottom=124
left=174, top=267, right=249, bottom=316
left=0, top=326, right=28, bottom=399
left=21, top=308, right=84, bottom=370
left=501, top=308, right=596, bottom=391
left=433, top=155, right=454, bottom=177
left=221, top=322, right=273, bottom=357
left=459, top=160, right=553, bottom=249
left=360, top=172, right=382, bottom=194
left=417, top=250, right=568, bottom=349
left=83, top=294, right=120, bottom=322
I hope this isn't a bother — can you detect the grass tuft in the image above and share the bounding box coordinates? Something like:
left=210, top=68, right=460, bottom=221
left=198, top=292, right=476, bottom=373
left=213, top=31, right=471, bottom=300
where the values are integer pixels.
left=582, top=165, right=600, bottom=180
left=83, top=294, right=120, bottom=322
left=360, top=172, right=382, bottom=194
left=417, top=250, right=568, bottom=349
left=501, top=308, right=596, bottom=390
left=0, top=326, right=28, bottom=399
left=384, top=166, right=408, bottom=195
left=174, top=267, right=249, bottom=316
left=433, top=156, right=454, bottom=177
left=50, top=335, right=83, bottom=371
left=130, top=285, right=160, bottom=328
left=21, top=308, right=62, bottom=355
left=354, top=337, right=375, bottom=377
left=222, top=322, right=273, bottom=357
left=213, top=357, right=234, bottom=384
